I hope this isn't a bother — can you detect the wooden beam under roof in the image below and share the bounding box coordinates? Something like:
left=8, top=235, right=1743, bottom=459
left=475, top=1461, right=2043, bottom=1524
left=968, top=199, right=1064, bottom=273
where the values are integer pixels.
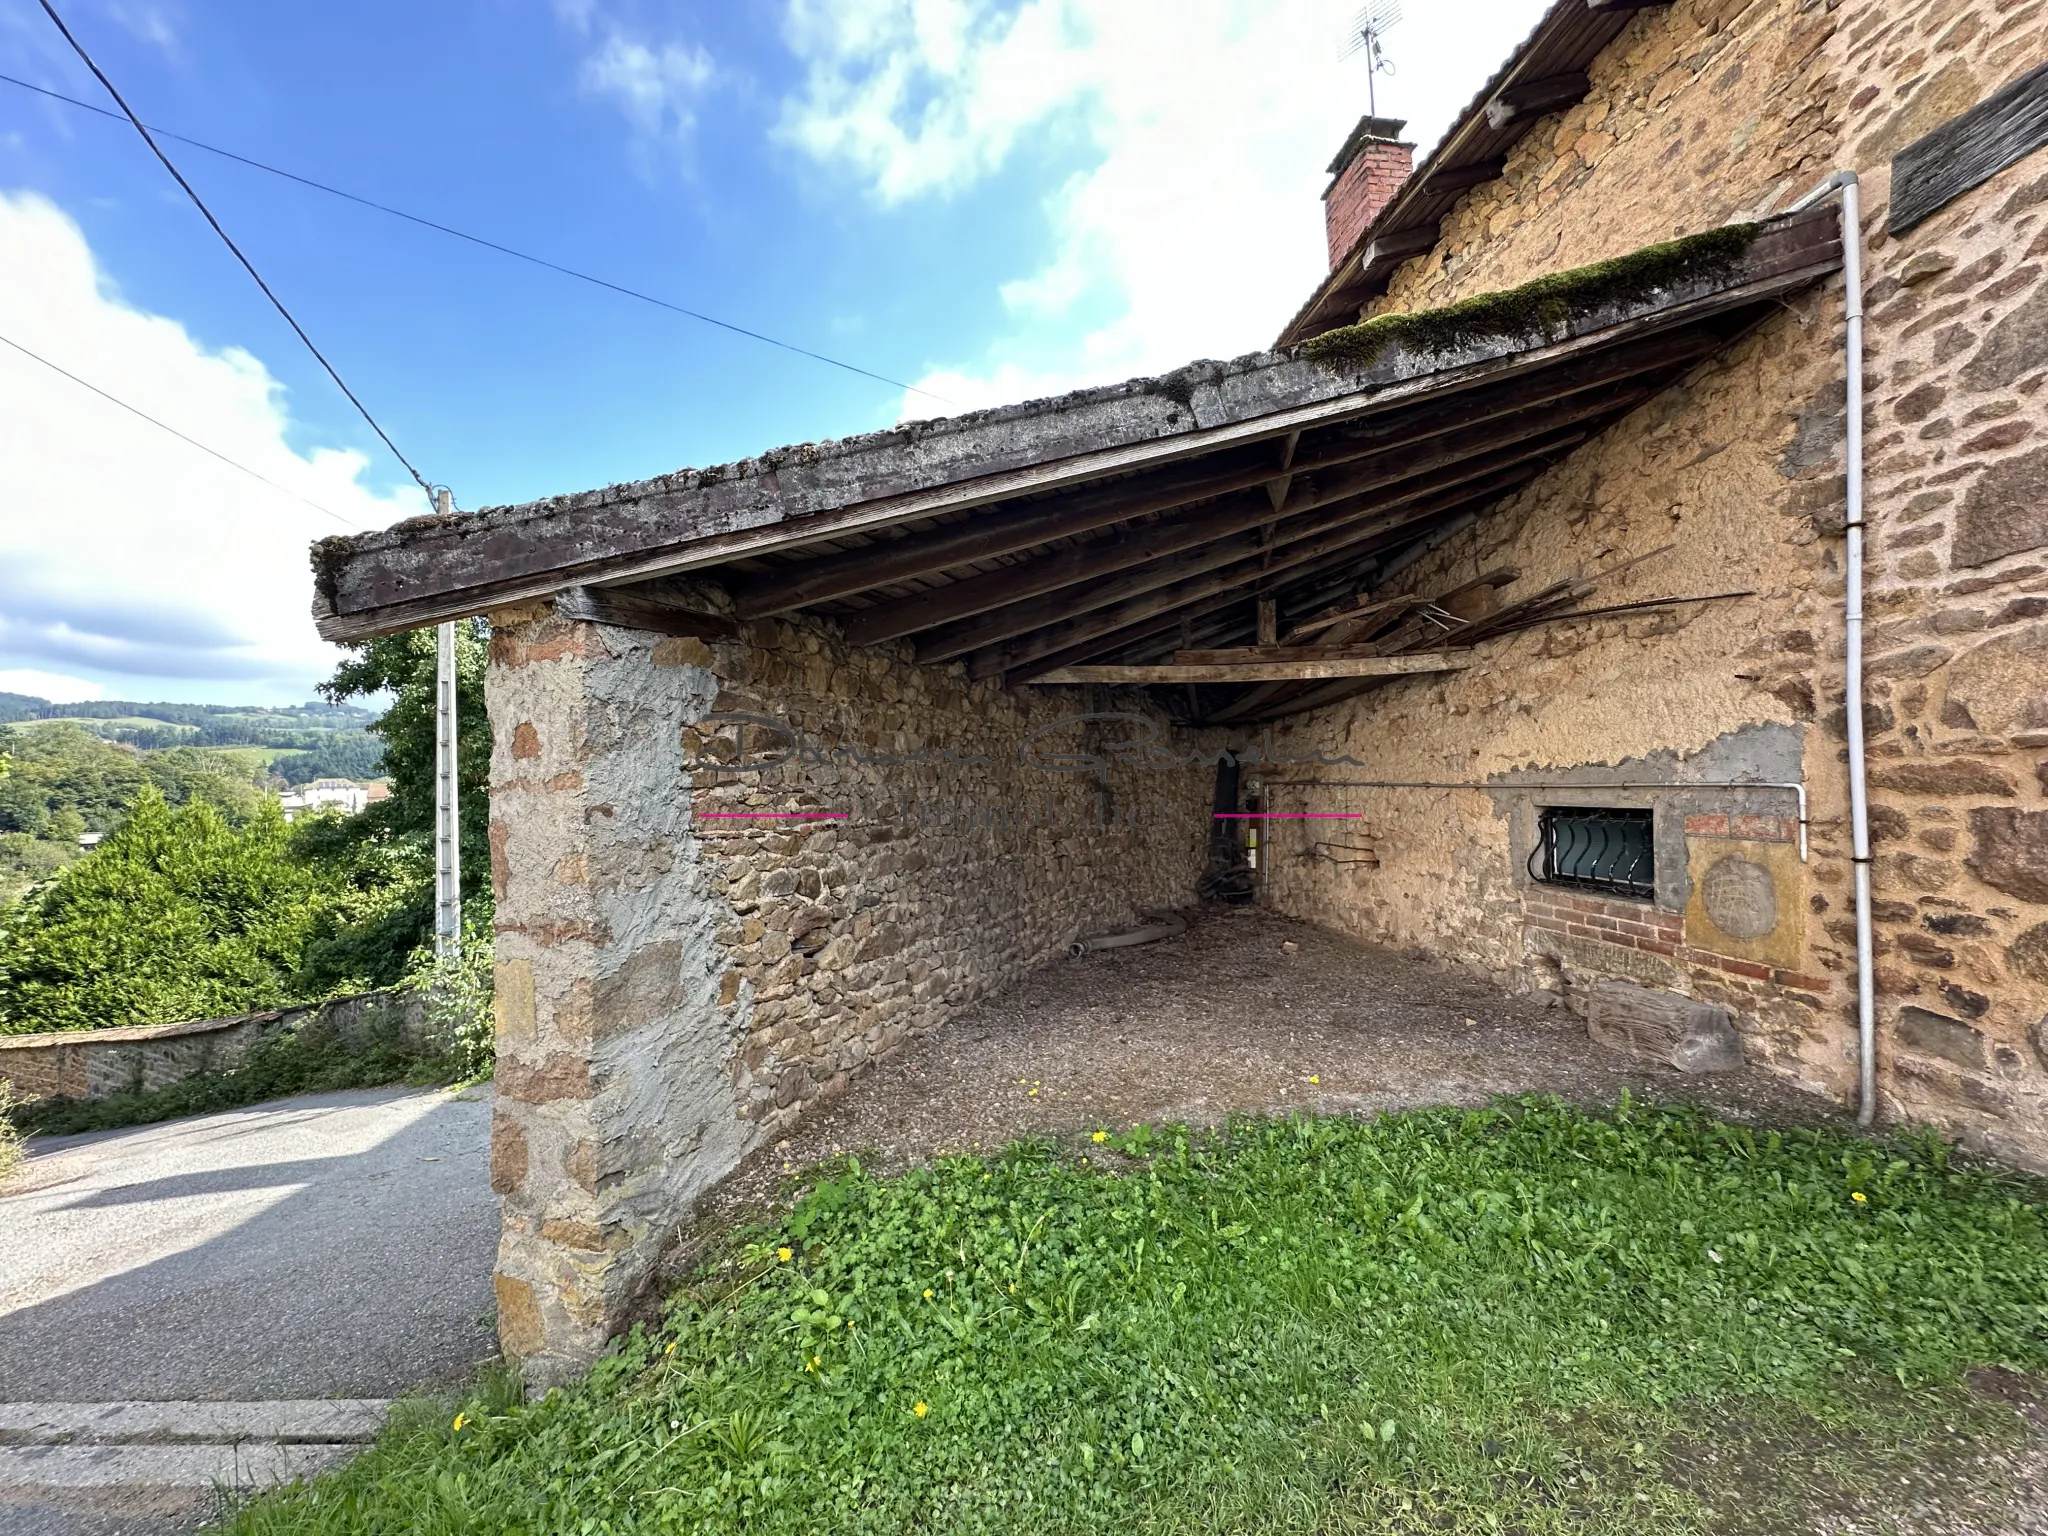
left=1030, top=654, right=1471, bottom=685
left=998, top=510, right=1478, bottom=686
left=968, top=465, right=1548, bottom=681
left=916, top=433, right=1586, bottom=665
left=845, top=382, right=1643, bottom=648
left=733, top=323, right=1722, bottom=620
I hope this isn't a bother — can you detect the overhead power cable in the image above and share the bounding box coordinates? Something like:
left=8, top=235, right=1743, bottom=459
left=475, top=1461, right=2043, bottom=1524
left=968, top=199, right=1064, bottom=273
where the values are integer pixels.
left=0, top=70, right=954, bottom=407
left=34, top=0, right=436, bottom=505
left=0, top=329, right=362, bottom=528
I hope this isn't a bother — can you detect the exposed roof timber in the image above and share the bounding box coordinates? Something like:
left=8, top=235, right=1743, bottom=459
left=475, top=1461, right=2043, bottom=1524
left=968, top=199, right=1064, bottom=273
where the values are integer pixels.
left=310, top=204, right=1824, bottom=643
left=969, top=464, right=1549, bottom=682
left=728, top=448, right=1277, bottom=617
left=1275, top=0, right=1673, bottom=347
left=553, top=583, right=738, bottom=638
left=847, top=380, right=1646, bottom=648
left=1420, top=159, right=1509, bottom=197
left=921, top=434, right=1586, bottom=667
left=1002, top=510, right=1476, bottom=686
left=1030, top=653, right=1470, bottom=684
left=1485, top=73, right=1593, bottom=129
left=750, top=324, right=1719, bottom=623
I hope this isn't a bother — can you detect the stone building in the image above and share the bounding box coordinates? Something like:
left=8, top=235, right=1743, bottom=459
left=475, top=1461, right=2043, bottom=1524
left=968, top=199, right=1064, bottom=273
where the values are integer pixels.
left=312, top=0, right=2048, bottom=1380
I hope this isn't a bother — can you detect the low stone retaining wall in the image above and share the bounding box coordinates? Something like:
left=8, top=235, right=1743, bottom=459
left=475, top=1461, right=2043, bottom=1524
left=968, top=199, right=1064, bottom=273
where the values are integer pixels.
left=0, top=991, right=427, bottom=1104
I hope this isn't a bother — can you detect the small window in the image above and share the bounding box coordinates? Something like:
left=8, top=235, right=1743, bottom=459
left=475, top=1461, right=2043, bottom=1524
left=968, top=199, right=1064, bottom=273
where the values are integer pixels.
left=1532, top=807, right=1655, bottom=900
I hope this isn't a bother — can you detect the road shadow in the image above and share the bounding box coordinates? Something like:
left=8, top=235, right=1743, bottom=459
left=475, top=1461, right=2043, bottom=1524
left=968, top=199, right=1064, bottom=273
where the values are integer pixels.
left=0, top=1086, right=498, bottom=1402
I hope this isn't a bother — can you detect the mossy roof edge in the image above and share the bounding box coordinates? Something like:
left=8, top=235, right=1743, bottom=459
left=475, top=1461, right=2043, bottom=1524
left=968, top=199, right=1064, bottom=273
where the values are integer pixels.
left=1302, top=224, right=1763, bottom=374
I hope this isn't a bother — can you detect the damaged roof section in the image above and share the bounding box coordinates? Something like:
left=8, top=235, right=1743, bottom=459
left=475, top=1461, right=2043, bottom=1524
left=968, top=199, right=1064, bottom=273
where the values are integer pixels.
left=311, top=210, right=1839, bottom=714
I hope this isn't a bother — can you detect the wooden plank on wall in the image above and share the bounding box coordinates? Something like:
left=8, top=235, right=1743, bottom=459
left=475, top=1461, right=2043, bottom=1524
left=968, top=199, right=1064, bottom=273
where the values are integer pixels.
left=1029, top=653, right=1472, bottom=685
left=1892, top=59, right=2048, bottom=234
left=554, top=585, right=741, bottom=638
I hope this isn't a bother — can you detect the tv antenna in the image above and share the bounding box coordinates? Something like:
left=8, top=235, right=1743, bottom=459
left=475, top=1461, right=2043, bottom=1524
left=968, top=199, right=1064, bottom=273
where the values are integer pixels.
left=1341, top=1, right=1401, bottom=120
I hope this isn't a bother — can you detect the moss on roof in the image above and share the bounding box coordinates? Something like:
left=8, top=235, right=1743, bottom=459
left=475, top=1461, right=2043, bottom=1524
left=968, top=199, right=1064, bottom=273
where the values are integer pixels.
left=1303, top=223, right=1762, bottom=373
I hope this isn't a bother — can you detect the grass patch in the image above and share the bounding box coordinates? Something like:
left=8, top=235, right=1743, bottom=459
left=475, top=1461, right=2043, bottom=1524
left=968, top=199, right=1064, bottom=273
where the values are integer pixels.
left=1304, top=223, right=1761, bottom=373
left=12, top=1007, right=468, bottom=1138
left=222, top=1100, right=2048, bottom=1534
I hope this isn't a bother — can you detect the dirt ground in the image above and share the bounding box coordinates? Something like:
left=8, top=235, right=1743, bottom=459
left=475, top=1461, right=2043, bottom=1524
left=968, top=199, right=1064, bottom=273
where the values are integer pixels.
left=708, top=904, right=1844, bottom=1219
left=694, top=906, right=2048, bottom=1535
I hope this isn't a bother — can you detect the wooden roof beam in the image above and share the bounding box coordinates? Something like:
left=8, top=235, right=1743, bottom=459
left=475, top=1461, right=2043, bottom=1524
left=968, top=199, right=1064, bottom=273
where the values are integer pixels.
left=967, top=464, right=1547, bottom=681
left=914, top=430, right=1590, bottom=664
left=1484, top=72, right=1592, bottom=131
left=737, top=325, right=1713, bottom=620
left=847, top=379, right=1648, bottom=648
left=1030, top=654, right=1471, bottom=685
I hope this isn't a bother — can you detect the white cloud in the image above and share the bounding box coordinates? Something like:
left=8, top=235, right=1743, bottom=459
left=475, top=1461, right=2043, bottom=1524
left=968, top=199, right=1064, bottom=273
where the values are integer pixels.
left=576, top=23, right=717, bottom=148
left=0, top=668, right=104, bottom=703
left=0, top=190, right=421, bottom=704
left=779, top=0, right=1552, bottom=414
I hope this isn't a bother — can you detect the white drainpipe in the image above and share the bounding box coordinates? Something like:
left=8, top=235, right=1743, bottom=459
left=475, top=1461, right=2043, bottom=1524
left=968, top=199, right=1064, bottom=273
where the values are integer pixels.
left=1786, top=171, right=1874, bottom=1127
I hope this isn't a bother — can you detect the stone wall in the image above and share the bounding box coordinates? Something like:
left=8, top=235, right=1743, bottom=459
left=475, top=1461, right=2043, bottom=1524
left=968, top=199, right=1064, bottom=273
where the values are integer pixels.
left=485, top=604, right=1213, bottom=1380
left=0, top=990, right=426, bottom=1106
left=1262, top=0, right=2048, bottom=1167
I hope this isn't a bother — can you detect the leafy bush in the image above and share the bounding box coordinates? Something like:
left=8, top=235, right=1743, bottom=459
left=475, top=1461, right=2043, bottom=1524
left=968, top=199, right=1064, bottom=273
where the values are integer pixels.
left=399, top=915, right=496, bottom=1084
left=0, top=789, right=352, bottom=1033
left=224, top=1101, right=2048, bottom=1535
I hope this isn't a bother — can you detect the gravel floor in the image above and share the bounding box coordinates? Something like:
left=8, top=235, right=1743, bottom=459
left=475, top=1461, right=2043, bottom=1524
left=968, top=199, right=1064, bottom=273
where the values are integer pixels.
left=706, top=903, right=1845, bottom=1220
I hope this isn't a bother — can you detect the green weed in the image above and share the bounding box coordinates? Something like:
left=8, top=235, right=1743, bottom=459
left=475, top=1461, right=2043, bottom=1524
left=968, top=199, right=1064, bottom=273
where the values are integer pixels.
left=224, top=1100, right=2048, bottom=1534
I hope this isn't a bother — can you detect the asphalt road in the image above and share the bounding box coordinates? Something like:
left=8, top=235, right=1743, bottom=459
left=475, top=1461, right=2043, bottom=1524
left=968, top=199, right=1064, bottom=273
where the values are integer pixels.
left=0, top=1086, right=499, bottom=1402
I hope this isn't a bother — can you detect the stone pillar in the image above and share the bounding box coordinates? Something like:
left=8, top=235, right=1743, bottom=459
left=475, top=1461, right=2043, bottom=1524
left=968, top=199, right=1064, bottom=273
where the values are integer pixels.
left=484, top=609, right=747, bottom=1385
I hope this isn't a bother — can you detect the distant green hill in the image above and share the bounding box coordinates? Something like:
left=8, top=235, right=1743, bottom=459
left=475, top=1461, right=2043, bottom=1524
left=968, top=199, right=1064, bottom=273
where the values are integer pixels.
left=0, top=694, right=387, bottom=904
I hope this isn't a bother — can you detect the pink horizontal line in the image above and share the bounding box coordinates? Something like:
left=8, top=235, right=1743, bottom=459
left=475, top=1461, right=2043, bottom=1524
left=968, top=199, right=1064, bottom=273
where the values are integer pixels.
left=701, top=811, right=848, bottom=820
left=1215, top=812, right=1360, bottom=820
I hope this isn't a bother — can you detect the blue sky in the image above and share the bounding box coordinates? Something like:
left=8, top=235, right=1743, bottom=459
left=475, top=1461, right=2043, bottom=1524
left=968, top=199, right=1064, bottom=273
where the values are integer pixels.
left=0, top=0, right=1549, bottom=705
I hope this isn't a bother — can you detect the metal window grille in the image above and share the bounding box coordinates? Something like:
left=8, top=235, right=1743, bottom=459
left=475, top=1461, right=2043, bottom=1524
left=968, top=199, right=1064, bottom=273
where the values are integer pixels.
left=1531, top=807, right=1655, bottom=899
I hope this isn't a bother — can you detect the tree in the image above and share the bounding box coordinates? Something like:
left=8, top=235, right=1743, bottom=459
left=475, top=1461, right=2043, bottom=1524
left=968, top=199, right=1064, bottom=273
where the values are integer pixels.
left=0, top=725, right=268, bottom=907
left=0, top=789, right=347, bottom=1033
left=297, top=621, right=492, bottom=989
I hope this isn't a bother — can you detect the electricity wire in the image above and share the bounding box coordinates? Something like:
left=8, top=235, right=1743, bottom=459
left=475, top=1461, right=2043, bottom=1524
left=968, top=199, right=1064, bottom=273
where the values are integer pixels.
left=0, top=70, right=954, bottom=407
left=0, top=329, right=364, bottom=529
left=34, top=0, right=436, bottom=504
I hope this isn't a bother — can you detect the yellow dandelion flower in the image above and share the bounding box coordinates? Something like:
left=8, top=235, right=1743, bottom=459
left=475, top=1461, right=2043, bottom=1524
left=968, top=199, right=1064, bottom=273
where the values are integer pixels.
left=913, top=1401, right=929, bottom=1418
left=1851, top=1191, right=1868, bottom=1204
left=1308, top=1075, right=1321, bottom=1085
left=1092, top=1130, right=1108, bottom=1143
left=808, top=1355, right=821, bottom=1372
left=665, top=1341, right=678, bottom=1356
left=923, top=1288, right=934, bottom=1300
left=452, top=1413, right=467, bottom=1431
left=777, top=1247, right=793, bottom=1262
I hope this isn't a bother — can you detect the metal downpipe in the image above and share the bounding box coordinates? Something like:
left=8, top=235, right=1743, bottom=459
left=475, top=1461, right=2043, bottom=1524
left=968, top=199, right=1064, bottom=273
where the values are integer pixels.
left=1788, top=172, right=1874, bottom=1127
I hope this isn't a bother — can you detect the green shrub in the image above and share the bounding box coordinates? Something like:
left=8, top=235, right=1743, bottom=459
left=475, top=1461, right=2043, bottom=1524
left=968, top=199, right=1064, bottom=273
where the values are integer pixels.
left=223, top=1100, right=2048, bottom=1536
left=399, top=915, right=495, bottom=1084
left=0, top=789, right=357, bottom=1034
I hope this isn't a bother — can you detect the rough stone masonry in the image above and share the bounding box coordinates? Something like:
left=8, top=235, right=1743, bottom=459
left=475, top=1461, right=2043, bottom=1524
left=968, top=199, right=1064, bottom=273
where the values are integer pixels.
left=483, top=603, right=1214, bottom=1381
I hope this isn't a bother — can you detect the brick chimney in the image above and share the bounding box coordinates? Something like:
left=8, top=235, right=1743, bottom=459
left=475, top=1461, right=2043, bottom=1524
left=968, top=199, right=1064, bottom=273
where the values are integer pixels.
left=1323, top=115, right=1415, bottom=271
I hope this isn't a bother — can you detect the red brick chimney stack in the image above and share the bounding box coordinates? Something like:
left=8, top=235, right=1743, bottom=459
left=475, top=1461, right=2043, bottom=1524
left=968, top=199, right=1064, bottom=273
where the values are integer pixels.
left=1323, top=115, right=1415, bottom=271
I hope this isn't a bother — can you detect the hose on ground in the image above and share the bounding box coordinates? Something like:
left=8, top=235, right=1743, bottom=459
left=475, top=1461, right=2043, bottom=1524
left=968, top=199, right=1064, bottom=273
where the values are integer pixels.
left=1068, top=911, right=1188, bottom=958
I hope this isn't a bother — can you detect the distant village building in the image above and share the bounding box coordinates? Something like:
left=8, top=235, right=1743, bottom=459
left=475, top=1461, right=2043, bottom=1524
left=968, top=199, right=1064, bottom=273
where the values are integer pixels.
left=278, top=778, right=371, bottom=821
left=312, top=0, right=2048, bottom=1383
